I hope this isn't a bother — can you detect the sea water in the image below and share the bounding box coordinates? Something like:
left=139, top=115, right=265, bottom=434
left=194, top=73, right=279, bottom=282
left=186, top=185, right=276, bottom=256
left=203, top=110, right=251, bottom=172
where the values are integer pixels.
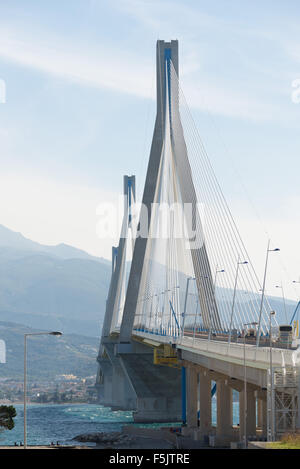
left=0, top=401, right=240, bottom=446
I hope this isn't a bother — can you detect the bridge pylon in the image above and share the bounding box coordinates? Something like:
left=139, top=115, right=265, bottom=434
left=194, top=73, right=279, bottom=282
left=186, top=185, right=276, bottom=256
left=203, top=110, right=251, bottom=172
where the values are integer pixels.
left=96, top=175, right=137, bottom=410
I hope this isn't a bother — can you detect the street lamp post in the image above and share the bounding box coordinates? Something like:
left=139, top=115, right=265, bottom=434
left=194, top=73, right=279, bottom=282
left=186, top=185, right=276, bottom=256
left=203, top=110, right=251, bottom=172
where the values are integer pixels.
left=243, top=321, right=258, bottom=449
left=256, top=241, right=280, bottom=347
left=228, top=258, right=248, bottom=345
left=291, top=281, right=300, bottom=341
left=198, top=275, right=208, bottom=340
left=275, top=285, right=287, bottom=323
left=210, top=267, right=225, bottom=340
left=24, top=331, right=62, bottom=449
left=268, top=311, right=276, bottom=442
left=182, top=277, right=195, bottom=338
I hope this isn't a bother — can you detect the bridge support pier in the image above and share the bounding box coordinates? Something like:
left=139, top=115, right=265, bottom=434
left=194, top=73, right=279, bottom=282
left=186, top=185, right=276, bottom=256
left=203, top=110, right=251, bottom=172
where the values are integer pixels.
left=111, top=362, right=136, bottom=411
left=102, top=342, right=136, bottom=410
left=183, top=367, right=213, bottom=441
left=257, top=392, right=267, bottom=439
left=216, top=379, right=233, bottom=444
left=199, top=370, right=212, bottom=436
left=186, top=366, right=198, bottom=428
left=118, top=346, right=182, bottom=422
left=96, top=358, right=113, bottom=407
left=239, top=384, right=257, bottom=442
left=262, top=398, right=267, bottom=438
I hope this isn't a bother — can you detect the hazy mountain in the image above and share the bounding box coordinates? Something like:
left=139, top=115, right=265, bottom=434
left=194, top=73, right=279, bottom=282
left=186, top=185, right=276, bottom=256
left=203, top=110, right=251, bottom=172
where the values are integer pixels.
left=215, top=293, right=297, bottom=327
left=0, top=225, right=111, bottom=337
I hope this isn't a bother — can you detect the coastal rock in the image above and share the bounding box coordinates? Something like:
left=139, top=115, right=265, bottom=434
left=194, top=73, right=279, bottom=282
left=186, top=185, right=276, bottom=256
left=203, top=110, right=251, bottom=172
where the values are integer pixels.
left=73, top=432, right=132, bottom=444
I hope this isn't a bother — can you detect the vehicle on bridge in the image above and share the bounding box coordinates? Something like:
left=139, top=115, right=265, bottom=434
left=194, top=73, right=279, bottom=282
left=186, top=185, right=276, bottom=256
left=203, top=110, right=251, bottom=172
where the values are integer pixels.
left=278, top=324, right=293, bottom=348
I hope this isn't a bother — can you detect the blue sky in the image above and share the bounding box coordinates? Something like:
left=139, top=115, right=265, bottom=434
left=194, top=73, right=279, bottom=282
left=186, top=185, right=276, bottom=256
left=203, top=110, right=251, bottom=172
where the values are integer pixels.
left=0, top=0, right=300, bottom=300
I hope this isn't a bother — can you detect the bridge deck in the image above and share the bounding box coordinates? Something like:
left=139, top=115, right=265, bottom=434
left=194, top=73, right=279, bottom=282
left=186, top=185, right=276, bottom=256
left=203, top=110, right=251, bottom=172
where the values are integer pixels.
left=132, top=330, right=297, bottom=370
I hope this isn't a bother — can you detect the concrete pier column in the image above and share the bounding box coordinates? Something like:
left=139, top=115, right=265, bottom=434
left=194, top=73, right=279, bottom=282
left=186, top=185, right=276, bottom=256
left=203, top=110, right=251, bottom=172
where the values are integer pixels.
left=257, top=390, right=267, bottom=439
left=216, top=379, right=233, bottom=440
left=239, top=385, right=257, bottom=441
left=186, top=366, right=198, bottom=428
left=257, top=398, right=263, bottom=429
left=111, top=364, right=133, bottom=409
left=261, top=398, right=267, bottom=438
left=199, top=371, right=211, bottom=435
left=257, top=396, right=268, bottom=436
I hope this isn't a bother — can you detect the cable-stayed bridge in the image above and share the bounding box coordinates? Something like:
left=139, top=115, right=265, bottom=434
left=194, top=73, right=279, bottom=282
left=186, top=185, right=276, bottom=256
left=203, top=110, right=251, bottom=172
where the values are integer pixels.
left=96, top=40, right=300, bottom=446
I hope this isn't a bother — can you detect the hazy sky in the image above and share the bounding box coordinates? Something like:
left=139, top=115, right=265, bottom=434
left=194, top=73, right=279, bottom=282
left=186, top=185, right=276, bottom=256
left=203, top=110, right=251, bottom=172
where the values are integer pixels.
left=0, top=0, right=300, bottom=300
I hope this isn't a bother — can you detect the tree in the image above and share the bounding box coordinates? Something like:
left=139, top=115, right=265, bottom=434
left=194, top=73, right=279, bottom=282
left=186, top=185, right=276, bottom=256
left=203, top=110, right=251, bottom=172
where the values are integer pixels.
left=0, top=405, right=17, bottom=431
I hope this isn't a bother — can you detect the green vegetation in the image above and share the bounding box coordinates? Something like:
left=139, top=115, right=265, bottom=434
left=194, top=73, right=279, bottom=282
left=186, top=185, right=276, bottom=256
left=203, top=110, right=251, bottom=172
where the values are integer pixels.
left=0, top=321, right=99, bottom=380
left=270, top=432, right=300, bottom=449
left=32, top=384, right=98, bottom=404
left=0, top=405, right=16, bottom=431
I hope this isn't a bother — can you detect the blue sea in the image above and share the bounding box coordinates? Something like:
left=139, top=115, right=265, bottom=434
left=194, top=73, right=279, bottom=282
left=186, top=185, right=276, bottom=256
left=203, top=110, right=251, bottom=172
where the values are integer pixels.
left=0, top=401, right=240, bottom=446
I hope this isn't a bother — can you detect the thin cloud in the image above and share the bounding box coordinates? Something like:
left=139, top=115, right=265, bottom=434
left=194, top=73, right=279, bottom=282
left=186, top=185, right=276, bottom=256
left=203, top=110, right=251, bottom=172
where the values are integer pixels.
left=0, top=23, right=286, bottom=122
left=0, top=28, right=153, bottom=99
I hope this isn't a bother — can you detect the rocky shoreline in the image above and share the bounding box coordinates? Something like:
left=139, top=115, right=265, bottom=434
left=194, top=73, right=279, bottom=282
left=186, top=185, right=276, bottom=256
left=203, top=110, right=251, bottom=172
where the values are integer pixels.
left=73, top=431, right=175, bottom=449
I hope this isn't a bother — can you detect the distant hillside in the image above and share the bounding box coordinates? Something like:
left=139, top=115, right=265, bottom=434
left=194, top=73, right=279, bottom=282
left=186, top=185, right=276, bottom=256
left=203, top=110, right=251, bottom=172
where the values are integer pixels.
left=0, top=321, right=99, bottom=380
left=214, top=293, right=297, bottom=327
left=0, top=224, right=111, bottom=337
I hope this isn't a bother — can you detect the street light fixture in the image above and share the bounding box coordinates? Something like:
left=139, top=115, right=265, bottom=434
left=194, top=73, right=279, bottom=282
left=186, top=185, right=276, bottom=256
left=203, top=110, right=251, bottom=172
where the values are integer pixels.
left=24, top=331, right=62, bottom=449
left=256, top=240, right=280, bottom=347
left=214, top=265, right=225, bottom=288
left=243, top=321, right=258, bottom=449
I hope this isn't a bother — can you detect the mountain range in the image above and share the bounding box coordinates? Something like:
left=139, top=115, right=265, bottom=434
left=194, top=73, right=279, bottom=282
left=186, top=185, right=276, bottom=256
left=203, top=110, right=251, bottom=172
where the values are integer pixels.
left=0, top=224, right=297, bottom=381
